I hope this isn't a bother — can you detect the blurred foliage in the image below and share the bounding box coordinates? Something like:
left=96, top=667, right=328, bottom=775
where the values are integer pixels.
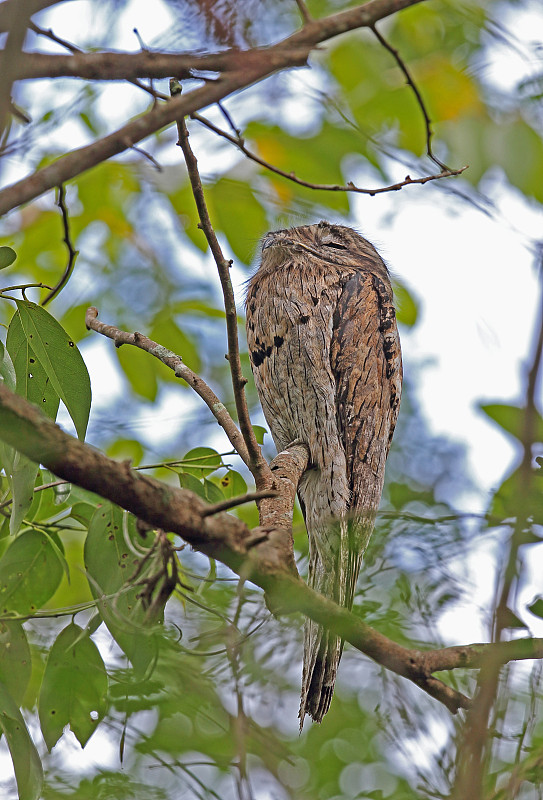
left=0, top=0, right=542, bottom=798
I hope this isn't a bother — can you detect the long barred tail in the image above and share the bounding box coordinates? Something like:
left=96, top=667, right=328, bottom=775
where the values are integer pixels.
left=300, top=619, right=343, bottom=725
left=298, top=515, right=371, bottom=727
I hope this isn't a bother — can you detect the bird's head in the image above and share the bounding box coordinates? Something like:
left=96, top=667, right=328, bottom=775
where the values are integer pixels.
left=260, top=221, right=389, bottom=281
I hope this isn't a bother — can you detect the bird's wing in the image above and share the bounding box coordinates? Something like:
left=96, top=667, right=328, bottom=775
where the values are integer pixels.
left=330, top=270, right=402, bottom=606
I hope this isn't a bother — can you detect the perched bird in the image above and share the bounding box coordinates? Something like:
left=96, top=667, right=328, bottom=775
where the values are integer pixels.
left=246, top=221, right=402, bottom=724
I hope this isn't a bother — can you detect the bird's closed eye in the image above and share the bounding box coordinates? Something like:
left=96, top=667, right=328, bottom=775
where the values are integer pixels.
left=325, top=241, right=347, bottom=250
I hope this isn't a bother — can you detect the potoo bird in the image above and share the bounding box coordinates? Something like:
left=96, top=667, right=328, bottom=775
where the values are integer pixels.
left=246, top=221, right=402, bottom=724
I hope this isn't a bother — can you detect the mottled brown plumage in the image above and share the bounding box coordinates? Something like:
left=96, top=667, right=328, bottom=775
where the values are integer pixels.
left=246, top=221, right=402, bottom=724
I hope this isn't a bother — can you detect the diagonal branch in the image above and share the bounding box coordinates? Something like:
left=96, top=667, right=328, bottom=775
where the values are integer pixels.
left=192, top=111, right=467, bottom=195
left=85, top=306, right=251, bottom=467
left=0, top=0, right=425, bottom=217
left=2, top=381, right=543, bottom=716
left=173, top=99, right=270, bottom=487
left=0, top=47, right=308, bottom=217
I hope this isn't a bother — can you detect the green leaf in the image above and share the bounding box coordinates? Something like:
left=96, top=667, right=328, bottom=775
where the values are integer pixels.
left=480, top=404, right=543, bottom=444
left=7, top=452, right=38, bottom=536
left=0, top=621, right=31, bottom=704
left=216, top=470, right=247, bottom=499
left=252, top=425, right=267, bottom=444
left=84, top=504, right=157, bottom=676
left=106, top=438, right=144, bottom=465
left=116, top=344, right=157, bottom=402
left=181, top=447, right=222, bottom=477
left=38, top=622, right=108, bottom=750
left=0, top=531, right=63, bottom=616
left=0, top=680, right=43, bottom=800
left=393, top=281, right=419, bottom=328
left=210, top=178, right=268, bottom=263
left=6, top=308, right=60, bottom=420
left=0, top=340, right=16, bottom=391
left=13, top=301, right=91, bottom=440
left=0, top=246, right=16, bottom=269
left=149, top=316, right=201, bottom=373
left=528, top=597, right=543, bottom=620
left=203, top=478, right=225, bottom=504
left=489, top=466, right=543, bottom=524
left=178, top=471, right=207, bottom=500
left=179, top=472, right=224, bottom=503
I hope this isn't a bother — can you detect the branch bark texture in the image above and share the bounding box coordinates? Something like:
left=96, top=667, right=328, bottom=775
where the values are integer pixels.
left=1, top=383, right=541, bottom=717
left=0, top=0, right=425, bottom=217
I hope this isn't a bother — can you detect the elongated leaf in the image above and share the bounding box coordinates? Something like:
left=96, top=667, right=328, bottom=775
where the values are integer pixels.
left=14, top=301, right=91, bottom=440
left=38, top=623, right=107, bottom=750
left=84, top=504, right=157, bottom=675
left=7, top=452, right=38, bottom=536
left=5, top=315, right=59, bottom=534
left=0, top=531, right=63, bottom=616
left=0, top=621, right=31, bottom=704
left=0, top=680, right=43, bottom=800
left=6, top=307, right=60, bottom=418
left=0, top=340, right=16, bottom=391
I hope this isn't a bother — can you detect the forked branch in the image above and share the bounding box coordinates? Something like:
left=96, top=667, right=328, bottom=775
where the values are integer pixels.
left=85, top=306, right=251, bottom=466
left=1, top=383, right=543, bottom=718
left=192, top=111, right=467, bottom=196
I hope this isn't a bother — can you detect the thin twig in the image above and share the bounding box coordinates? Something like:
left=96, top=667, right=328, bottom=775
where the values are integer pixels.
left=172, top=87, right=270, bottom=488
left=294, top=0, right=313, bottom=24
left=29, top=21, right=170, bottom=101
left=41, top=184, right=78, bottom=306
left=128, top=143, right=163, bottom=170
left=0, top=477, right=68, bottom=510
left=192, top=111, right=467, bottom=195
left=371, top=23, right=450, bottom=172
left=0, top=282, right=52, bottom=294
left=201, top=490, right=279, bottom=517
left=85, top=306, right=251, bottom=466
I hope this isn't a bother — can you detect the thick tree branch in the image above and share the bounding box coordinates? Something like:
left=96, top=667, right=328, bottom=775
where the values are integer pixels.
left=0, top=0, right=32, bottom=137
left=0, top=48, right=307, bottom=217
left=0, top=0, right=68, bottom=34
left=85, top=306, right=251, bottom=467
left=174, top=108, right=270, bottom=488
left=7, top=1, right=425, bottom=82
left=0, top=0, right=424, bottom=217
left=1, top=383, right=543, bottom=714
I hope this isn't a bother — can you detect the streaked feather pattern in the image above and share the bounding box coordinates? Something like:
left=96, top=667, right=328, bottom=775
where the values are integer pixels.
left=246, top=221, right=402, bottom=723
